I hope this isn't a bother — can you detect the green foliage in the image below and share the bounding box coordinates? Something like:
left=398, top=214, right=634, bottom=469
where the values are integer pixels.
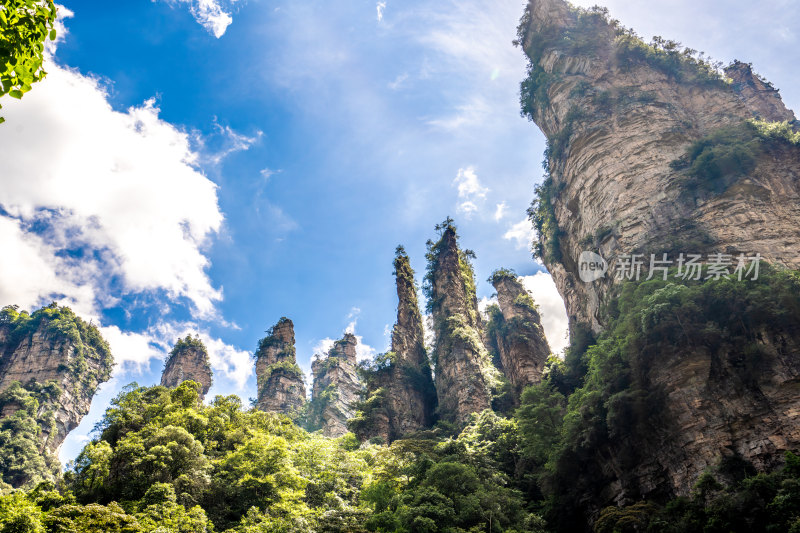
left=487, top=268, right=517, bottom=286
left=673, top=119, right=800, bottom=196
left=593, top=452, right=800, bottom=533
left=347, top=387, right=389, bottom=439
left=165, top=335, right=209, bottom=369
left=0, top=0, right=57, bottom=124
left=362, top=412, right=542, bottom=532
left=614, top=33, right=725, bottom=86
left=527, top=175, right=563, bottom=263
left=0, top=491, right=45, bottom=533
left=0, top=381, right=61, bottom=488
left=261, top=360, right=304, bottom=382
left=522, top=267, right=800, bottom=530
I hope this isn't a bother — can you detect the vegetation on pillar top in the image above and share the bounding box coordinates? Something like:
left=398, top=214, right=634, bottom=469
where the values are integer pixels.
left=0, top=303, right=113, bottom=385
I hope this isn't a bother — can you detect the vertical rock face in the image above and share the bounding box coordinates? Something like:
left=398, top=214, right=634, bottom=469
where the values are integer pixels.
left=519, top=0, right=800, bottom=332
left=487, top=270, right=551, bottom=396
left=160, top=335, right=213, bottom=399
left=518, top=0, right=800, bottom=509
left=255, top=318, right=306, bottom=417
left=350, top=247, right=436, bottom=442
left=425, top=222, right=492, bottom=425
left=309, top=333, right=361, bottom=437
left=0, top=304, right=113, bottom=486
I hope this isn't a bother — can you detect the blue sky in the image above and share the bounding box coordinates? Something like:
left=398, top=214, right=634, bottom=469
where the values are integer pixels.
left=0, top=0, right=797, bottom=463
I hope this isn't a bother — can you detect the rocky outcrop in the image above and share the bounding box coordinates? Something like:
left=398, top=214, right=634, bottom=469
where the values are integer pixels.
left=160, top=335, right=213, bottom=399
left=425, top=221, right=493, bottom=425
left=255, top=318, right=306, bottom=417
left=309, top=333, right=361, bottom=437
left=486, top=270, right=550, bottom=397
left=519, top=0, right=800, bottom=333
left=0, top=304, right=113, bottom=486
left=724, top=60, right=798, bottom=124
left=350, top=247, right=436, bottom=443
left=518, top=0, right=800, bottom=514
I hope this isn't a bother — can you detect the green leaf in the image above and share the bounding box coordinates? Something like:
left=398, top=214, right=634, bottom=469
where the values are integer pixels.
left=9, top=90, right=23, bottom=99
left=49, top=28, right=56, bottom=41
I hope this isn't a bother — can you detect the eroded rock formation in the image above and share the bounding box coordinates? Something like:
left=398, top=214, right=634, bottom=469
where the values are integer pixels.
left=0, top=304, right=113, bottom=486
left=160, top=335, right=213, bottom=398
left=309, top=333, right=361, bottom=437
left=255, top=318, right=306, bottom=417
left=486, top=270, right=550, bottom=397
left=520, top=0, right=800, bottom=332
left=350, top=247, right=436, bottom=443
left=518, top=0, right=800, bottom=512
left=426, top=222, right=493, bottom=425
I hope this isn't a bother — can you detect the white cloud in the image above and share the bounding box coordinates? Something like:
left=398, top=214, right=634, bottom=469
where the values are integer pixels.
left=503, top=218, right=535, bottom=251
left=148, top=321, right=253, bottom=388
left=312, top=338, right=336, bottom=358
left=478, top=295, right=498, bottom=315
left=260, top=167, right=281, bottom=181
left=388, top=72, right=408, bottom=90
left=313, top=308, right=376, bottom=363
left=453, top=166, right=488, bottom=218
left=494, top=202, right=508, bottom=221
left=376, top=2, right=386, bottom=22
left=161, top=0, right=238, bottom=38
left=0, top=48, right=233, bottom=318
left=520, top=272, right=569, bottom=356
left=100, top=325, right=164, bottom=371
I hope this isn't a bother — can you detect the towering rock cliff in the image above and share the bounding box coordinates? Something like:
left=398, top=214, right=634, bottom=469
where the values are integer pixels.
left=160, top=335, right=213, bottom=399
left=519, top=0, right=800, bottom=332
left=485, top=269, right=551, bottom=398
left=255, top=318, right=306, bottom=417
left=517, top=0, right=800, bottom=521
left=0, top=304, right=113, bottom=487
left=308, top=333, right=361, bottom=437
left=349, top=247, right=436, bottom=443
left=424, top=220, right=493, bottom=425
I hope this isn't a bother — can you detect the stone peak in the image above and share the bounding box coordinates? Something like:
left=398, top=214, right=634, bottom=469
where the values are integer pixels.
left=265, top=317, right=295, bottom=345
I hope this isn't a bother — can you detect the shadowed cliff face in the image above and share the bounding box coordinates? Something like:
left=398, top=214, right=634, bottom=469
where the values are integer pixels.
left=0, top=305, right=113, bottom=486
left=427, top=226, right=493, bottom=425
left=518, top=0, right=800, bottom=516
left=488, top=272, right=551, bottom=397
left=255, top=318, right=306, bottom=417
left=520, top=0, right=800, bottom=333
left=161, top=336, right=213, bottom=399
left=310, top=333, right=361, bottom=437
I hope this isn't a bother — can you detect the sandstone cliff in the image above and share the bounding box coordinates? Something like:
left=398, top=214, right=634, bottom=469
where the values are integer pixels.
left=485, top=269, right=550, bottom=398
left=517, top=0, right=800, bottom=516
left=160, top=335, right=213, bottom=399
left=424, top=220, right=494, bottom=425
left=519, top=0, right=800, bottom=333
left=255, top=318, right=306, bottom=417
left=0, top=304, right=113, bottom=487
left=349, top=247, right=436, bottom=443
left=308, top=333, right=361, bottom=437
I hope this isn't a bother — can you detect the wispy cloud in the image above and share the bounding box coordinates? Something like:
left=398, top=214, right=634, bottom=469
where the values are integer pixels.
left=160, top=0, right=239, bottom=38
left=503, top=218, right=534, bottom=251
left=376, top=2, right=387, bottom=22
left=453, top=166, right=489, bottom=218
